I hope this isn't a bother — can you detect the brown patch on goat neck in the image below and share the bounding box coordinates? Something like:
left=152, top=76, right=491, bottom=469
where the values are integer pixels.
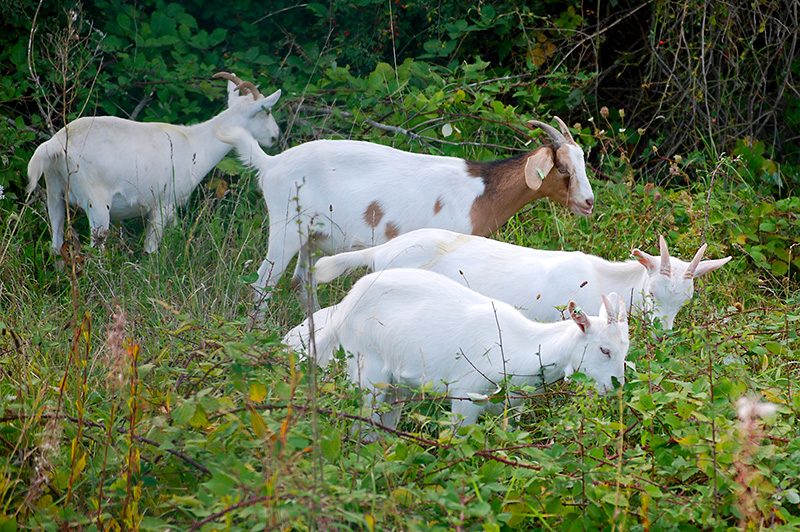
left=467, top=147, right=563, bottom=236
left=433, top=197, right=444, bottom=215
left=385, top=222, right=400, bottom=240
left=363, top=201, right=384, bottom=227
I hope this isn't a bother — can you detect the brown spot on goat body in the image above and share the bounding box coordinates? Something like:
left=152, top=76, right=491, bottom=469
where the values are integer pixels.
left=434, top=197, right=444, bottom=215
left=467, top=147, right=565, bottom=236
left=385, top=222, right=400, bottom=240
left=364, top=201, right=384, bottom=227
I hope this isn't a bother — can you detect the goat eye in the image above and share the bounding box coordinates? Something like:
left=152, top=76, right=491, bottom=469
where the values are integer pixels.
left=600, top=347, right=611, bottom=357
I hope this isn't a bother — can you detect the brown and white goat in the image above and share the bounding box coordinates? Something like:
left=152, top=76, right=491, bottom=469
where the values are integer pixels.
left=215, top=117, right=594, bottom=310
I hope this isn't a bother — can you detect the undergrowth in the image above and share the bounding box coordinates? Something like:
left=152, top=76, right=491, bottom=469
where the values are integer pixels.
left=2, top=162, right=799, bottom=530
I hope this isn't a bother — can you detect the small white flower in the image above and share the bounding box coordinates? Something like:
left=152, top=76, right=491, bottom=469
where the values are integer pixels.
left=736, top=396, right=779, bottom=422
left=0, top=185, right=5, bottom=200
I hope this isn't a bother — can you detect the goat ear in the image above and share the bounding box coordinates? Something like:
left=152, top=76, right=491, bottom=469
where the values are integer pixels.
left=569, top=301, right=591, bottom=333
left=261, top=88, right=282, bottom=109
left=524, top=149, right=553, bottom=191
left=632, top=248, right=658, bottom=272
left=226, top=81, right=239, bottom=107
left=245, top=89, right=281, bottom=119
left=692, top=256, right=732, bottom=278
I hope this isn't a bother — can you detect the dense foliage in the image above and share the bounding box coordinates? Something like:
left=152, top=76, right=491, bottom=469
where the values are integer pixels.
left=1, top=0, right=799, bottom=530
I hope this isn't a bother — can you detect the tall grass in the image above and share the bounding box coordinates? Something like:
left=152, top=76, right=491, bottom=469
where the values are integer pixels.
left=2, top=159, right=798, bottom=530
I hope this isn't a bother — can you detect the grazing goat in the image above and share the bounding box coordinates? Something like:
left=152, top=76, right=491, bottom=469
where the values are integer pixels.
left=214, top=116, right=594, bottom=310
left=27, top=73, right=281, bottom=254
left=313, top=229, right=731, bottom=331
left=286, top=269, right=629, bottom=436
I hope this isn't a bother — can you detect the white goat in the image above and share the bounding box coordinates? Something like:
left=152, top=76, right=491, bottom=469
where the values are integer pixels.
left=214, top=116, right=594, bottom=310
left=312, top=229, right=731, bottom=331
left=287, top=268, right=629, bottom=435
left=27, top=73, right=281, bottom=254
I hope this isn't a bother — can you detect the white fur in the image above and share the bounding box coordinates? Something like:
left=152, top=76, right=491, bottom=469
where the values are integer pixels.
left=214, top=117, right=594, bottom=311
left=314, top=229, right=732, bottom=330
left=27, top=74, right=281, bottom=254
left=288, top=268, right=628, bottom=435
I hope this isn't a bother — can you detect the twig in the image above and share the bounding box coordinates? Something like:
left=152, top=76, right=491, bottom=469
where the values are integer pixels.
left=188, top=494, right=270, bottom=531
left=291, top=103, right=530, bottom=151
left=253, top=3, right=309, bottom=25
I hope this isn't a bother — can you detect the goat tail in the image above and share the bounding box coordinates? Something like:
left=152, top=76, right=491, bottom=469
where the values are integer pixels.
left=26, top=140, right=60, bottom=194
left=314, top=248, right=375, bottom=284
left=283, top=306, right=338, bottom=367
left=214, top=124, right=270, bottom=168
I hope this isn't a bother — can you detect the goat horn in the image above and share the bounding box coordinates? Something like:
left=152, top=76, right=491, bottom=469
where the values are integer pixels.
left=601, top=294, right=615, bottom=325
left=553, top=116, right=575, bottom=143
left=212, top=72, right=245, bottom=85
left=684, top=243, right=708, bottom=279
left=617, top=294, right=627, bottom=323
left=235, top=81, right=262, bottom=100
left=527, top=119, right=566, bottom=148
left=658, top=235, right=671, bottom=277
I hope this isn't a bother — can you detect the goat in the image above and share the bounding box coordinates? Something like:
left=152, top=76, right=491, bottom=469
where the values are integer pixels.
left=214, top=116, right=594, bottom=311
left=312, top=229, right=731, bottom=331
left=286, top=268, right=629, bottom=437
left=27, top=72, right=281, bottom=254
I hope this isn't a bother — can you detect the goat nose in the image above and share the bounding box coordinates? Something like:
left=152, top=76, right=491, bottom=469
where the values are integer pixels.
left=585, top=198, right=594, bottom=207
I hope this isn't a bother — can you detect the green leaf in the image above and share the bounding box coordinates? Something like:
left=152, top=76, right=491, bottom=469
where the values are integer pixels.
left=116, top=12, right=133, bottom=32
left=772, top=260, right=789, bottom=275
left=784, top=489, right=800, bottom=504
left=0, top=514, right=17, bottom=532
left=675, top=434, right=699, bottom=446
left=203, top=471, right=238, bottom=496
left=189, top=403, right=209, bottom=428
left=150, top=11, right=176, bottom=38
left=759, top=220, right=776, bottom=232
left=321, top=428, right=341, bottom=461
left=249, top=382, right=268, bottom=402
left=172, top=401, right=197, bottom=425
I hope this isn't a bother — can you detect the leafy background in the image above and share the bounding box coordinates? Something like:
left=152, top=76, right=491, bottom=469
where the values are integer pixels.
left=0, top=0, right=798, bottom=530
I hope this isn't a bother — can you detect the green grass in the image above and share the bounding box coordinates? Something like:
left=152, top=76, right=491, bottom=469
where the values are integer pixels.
left=1, top=163, right=799, bottom=531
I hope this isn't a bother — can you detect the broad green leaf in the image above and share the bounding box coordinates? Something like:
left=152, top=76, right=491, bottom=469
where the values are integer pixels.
left=203, top=471, right=237, bottom=496
left=171, top=401, right=197, bottom=425
left=249, top=382, right=268, bottom=402
left=189, top=403, right=209, bottom=429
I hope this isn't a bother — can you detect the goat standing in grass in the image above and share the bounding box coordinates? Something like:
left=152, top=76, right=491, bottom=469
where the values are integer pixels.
left=286, top=269, right=629, bottom=438
left=27, top=72, right=281, bottom=255
left=309, top=229, right=731, bottom=333
left=215, top=116, right=594, bottom=311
